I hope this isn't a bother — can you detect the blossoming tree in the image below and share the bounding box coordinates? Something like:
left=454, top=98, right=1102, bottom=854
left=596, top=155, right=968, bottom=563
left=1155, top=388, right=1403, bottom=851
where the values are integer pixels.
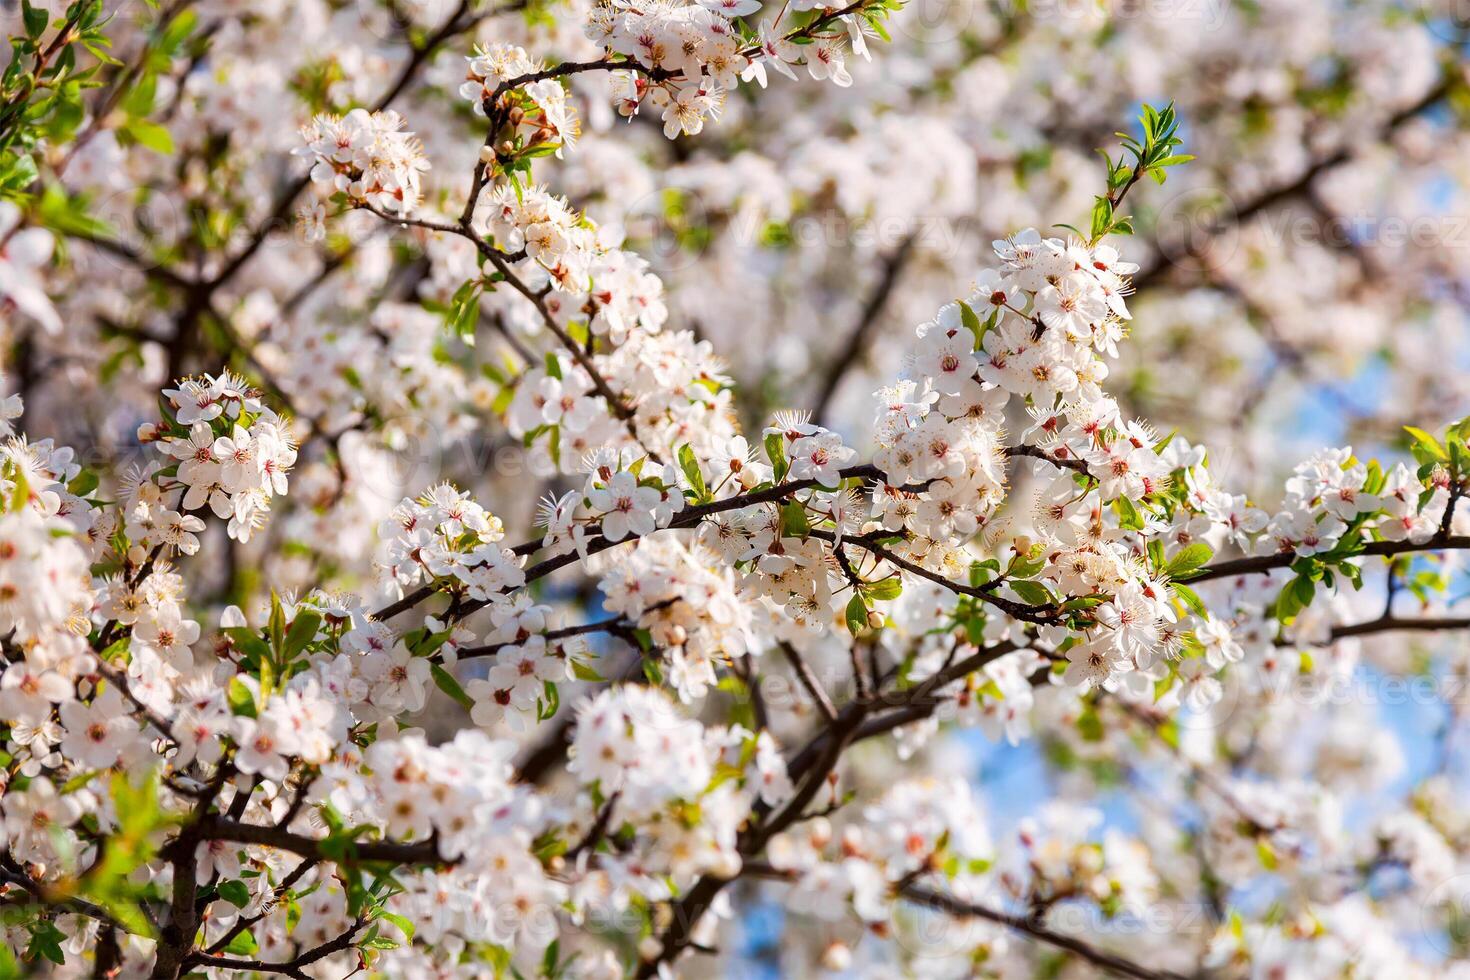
left=2, top=0, right=1470, bottom=977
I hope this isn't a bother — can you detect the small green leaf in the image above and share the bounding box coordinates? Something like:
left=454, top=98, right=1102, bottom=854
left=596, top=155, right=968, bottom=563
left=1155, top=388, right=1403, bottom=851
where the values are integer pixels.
left=1010, top=580, right=1054, bottom=606
left=283, top=610, right=322, bottom=659
left=22, top=0, right=48, bottom=38
left=764, top=431, right=788, bottom=483
left=1171, top=582, right=1208, bottom=618
left=217, top=878, right=249, bottom=908
left=1405, top=425, right=1448, bottom=463
left=864, top=577, right=903, bottom=602
left=845, top=594, right=869, bottom=635
left=677, top=444, right=708, bottom=500
left=124, top=119, right=174, bottom=155
left=227, top=676, right=257, bottom=718
left=779, top=500, right=809, bottom=537
left=431, top=664, right=474, bottom=711
left=571, top=660, right=604, bottom=682
left=1166, top=542, right=1214, bottom=579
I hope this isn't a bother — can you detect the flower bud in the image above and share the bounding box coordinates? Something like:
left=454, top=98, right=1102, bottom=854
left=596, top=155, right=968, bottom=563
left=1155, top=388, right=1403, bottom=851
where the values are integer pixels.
left=712, top=850, right=741, bottom=878
left=820, top=942, right=851, bottom=971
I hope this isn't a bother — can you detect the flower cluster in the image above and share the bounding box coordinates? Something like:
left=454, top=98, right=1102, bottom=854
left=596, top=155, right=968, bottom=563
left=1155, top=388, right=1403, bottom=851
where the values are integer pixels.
left=570, top=685, right=753, bottom=881
left=599, top=535, right=755, bottom=700
left=588, top=0, right=868, bottom=138
left=768, top=778, right=992, bottom=929
left=297, top=108, right=431, bottom=216
left=265, top=301, right=475, bottom=440
left=379, top=483, right=525, bottom=605
left=148, top=371, right=297, bottom=543
left=461, top=43, right=578, bottom=150
left=536, top=449, right=686, bottom=554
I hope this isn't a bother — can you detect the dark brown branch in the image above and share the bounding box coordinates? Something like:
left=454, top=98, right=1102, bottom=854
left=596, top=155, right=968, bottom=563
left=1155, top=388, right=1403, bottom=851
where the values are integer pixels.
left=192, top=817, right=447, bottom=866
left=901, top=886, right=1191, bottom=980
left=1193, top=536, right=1470, bottom=583
left=812, top=233, right=917, bottom=424
left=777, top=642, right=838, bottom=722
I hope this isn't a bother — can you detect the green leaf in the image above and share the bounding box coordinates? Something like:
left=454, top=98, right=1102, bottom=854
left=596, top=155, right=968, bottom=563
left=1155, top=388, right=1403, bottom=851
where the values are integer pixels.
left=957, top=300, right=983, bottom=347
left=864, top=576, right=903, bottom=601
left=570, top=660, right=604, bottom=682
left=9, top=465, right=29, bottom=512
left=60, top=768, right=103, bottom=795
left=376, top=909, right=415, bottom=942
left=217, top=878, right=249, bottom=908
left=1274, top=574, right=1315, bottom=625
left=764, top=431, right=788, bottom=483
left=537, top=680, right=560, bottom=721
left=845, top=594, right=869, bottom=635
left=431, top=664, right=474, bottom=711
left=267, top=592, right=287, bottom=654
left=1405, top=425, right=1449, bottom=464
left=283, top=610, right=322, bottom=659
left=225, top=628, right=273, bottom=667
left=123, top=118, right=174, bottom=155
left=968, top=559, right=999, bottom=588
left=227, top=676, right=257, bottom=718
left=22, top=1, right=48, bottom=38
left=1010, top=580, right=1054, bottom=606
left=779, top=500, right=809, bottom=537
left=1171, top=582, right=1208, bottom=618
left=1006, top=550, right=1046, bottom=579
left=677, top=444, right=708, bottom=501
left=446, top=279, right=482, bottom=341
left=67, top=469, right=99, bottom=497
left=1076, top=707, right=1104, bottom=742
left=1166, top=543, right=1214, bottom=579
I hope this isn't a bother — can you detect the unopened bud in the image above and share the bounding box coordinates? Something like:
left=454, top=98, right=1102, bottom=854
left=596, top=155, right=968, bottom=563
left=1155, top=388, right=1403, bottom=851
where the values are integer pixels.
left=637, top=937, right=663, bottom=961
left=820, top=942, right=851, bottom=971
left=712, top=851, right=741, bottom=878
left=136, top=422, right=159, bottom=443
left=866, top=610, right=885, bottom=630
